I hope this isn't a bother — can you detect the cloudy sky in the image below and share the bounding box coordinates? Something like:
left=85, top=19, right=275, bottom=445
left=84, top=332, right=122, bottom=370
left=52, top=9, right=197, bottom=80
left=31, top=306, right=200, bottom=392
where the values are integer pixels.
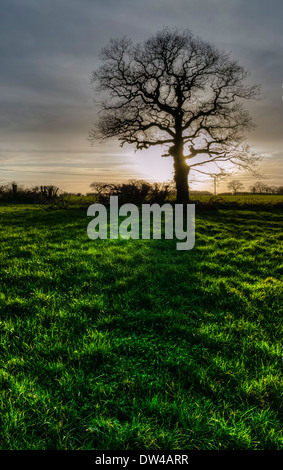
left=1, top=0, right=282, bottom=193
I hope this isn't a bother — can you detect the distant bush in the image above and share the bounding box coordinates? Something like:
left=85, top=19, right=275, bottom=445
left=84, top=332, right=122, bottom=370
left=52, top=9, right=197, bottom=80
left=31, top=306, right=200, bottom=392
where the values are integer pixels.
left=89, top=179, right=175, bottom=205
left=249, top=182, right=283, bottom=195
left=0, top=183, right=69, bottom=208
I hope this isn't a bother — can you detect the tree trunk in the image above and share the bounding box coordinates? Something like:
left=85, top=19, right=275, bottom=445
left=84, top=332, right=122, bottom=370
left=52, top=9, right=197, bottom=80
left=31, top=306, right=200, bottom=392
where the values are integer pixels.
left=174, top=156, right=190, bottom=203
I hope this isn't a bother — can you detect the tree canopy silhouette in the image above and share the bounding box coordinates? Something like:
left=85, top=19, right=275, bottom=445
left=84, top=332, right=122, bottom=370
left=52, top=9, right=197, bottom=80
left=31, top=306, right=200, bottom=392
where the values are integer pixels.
left=89, top=27, right=260, bottom=202
left=227, top=180, right=244, bottom=194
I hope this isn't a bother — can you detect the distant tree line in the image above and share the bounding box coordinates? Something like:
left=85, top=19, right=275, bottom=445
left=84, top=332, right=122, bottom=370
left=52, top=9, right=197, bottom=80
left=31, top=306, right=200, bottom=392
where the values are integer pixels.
left=249, top=181, right=283, bottom=195
left=89, top=180, right=176, bottom=205
left=1, top=179, right=282, bottom=209
left=226, top=179, right=283, bottom=195
left=0, top=182, right=66, bottom=206
left=0, top=180, right=178, bottom=206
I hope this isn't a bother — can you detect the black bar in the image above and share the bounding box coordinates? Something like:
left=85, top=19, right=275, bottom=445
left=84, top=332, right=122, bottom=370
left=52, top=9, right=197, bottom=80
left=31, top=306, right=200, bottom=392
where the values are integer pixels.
left=0, top=450, right=281, bottom=467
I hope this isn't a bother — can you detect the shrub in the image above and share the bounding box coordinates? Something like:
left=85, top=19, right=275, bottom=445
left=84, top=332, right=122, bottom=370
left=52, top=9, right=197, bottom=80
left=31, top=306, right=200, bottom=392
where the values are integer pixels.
left=89, top=179, right=175, bottom=205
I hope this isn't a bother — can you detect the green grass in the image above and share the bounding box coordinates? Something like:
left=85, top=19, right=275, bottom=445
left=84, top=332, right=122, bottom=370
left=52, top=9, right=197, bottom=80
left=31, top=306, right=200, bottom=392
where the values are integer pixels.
left=191, top=193, right=283, bottom=205
left=0, top=202, right=282, bottom=450
left=62, top=192, right=283, bottom=207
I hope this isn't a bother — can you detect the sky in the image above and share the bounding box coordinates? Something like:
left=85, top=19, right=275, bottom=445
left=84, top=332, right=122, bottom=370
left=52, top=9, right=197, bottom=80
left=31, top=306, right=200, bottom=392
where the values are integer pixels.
left=0, top=0, right=283, bottom=194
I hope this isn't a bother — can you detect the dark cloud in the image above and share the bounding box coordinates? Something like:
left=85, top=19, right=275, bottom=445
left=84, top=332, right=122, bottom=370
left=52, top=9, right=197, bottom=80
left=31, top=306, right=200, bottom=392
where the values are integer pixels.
left=0, top=0, right=282, bottom=191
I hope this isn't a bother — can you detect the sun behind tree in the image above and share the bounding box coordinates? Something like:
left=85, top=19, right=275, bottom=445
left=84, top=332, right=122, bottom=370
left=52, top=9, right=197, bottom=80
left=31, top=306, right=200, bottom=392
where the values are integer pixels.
left=89, top=27, right=260, bottom=203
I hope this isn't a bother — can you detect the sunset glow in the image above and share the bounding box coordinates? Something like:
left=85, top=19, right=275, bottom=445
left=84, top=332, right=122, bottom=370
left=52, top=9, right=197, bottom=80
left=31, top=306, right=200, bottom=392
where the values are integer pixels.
left=0, top=1, right=282, bottom=194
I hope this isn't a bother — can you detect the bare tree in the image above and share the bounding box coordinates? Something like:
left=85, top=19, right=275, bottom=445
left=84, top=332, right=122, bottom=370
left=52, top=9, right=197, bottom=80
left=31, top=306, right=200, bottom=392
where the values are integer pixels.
left=227, top=179, right=244, bottom=194
left=89, top=27, right=260, bottom=203
left=268, top=186, right=279, bottom=195
left=249, top=181, right=269, bottom=194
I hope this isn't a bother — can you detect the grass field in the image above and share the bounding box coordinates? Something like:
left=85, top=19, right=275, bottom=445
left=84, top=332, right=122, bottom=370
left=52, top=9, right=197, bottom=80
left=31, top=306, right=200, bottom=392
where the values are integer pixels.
left=0, top=201, right=282, bottom=450
left=64, top=192, right=283, bottom=207
left=193, top=194, right=283, bottom=205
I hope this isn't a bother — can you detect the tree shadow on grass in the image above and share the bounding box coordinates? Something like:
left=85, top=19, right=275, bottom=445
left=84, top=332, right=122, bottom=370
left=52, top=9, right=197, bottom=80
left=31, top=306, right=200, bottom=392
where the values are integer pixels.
left=0, top=205, right=282, bottom=449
